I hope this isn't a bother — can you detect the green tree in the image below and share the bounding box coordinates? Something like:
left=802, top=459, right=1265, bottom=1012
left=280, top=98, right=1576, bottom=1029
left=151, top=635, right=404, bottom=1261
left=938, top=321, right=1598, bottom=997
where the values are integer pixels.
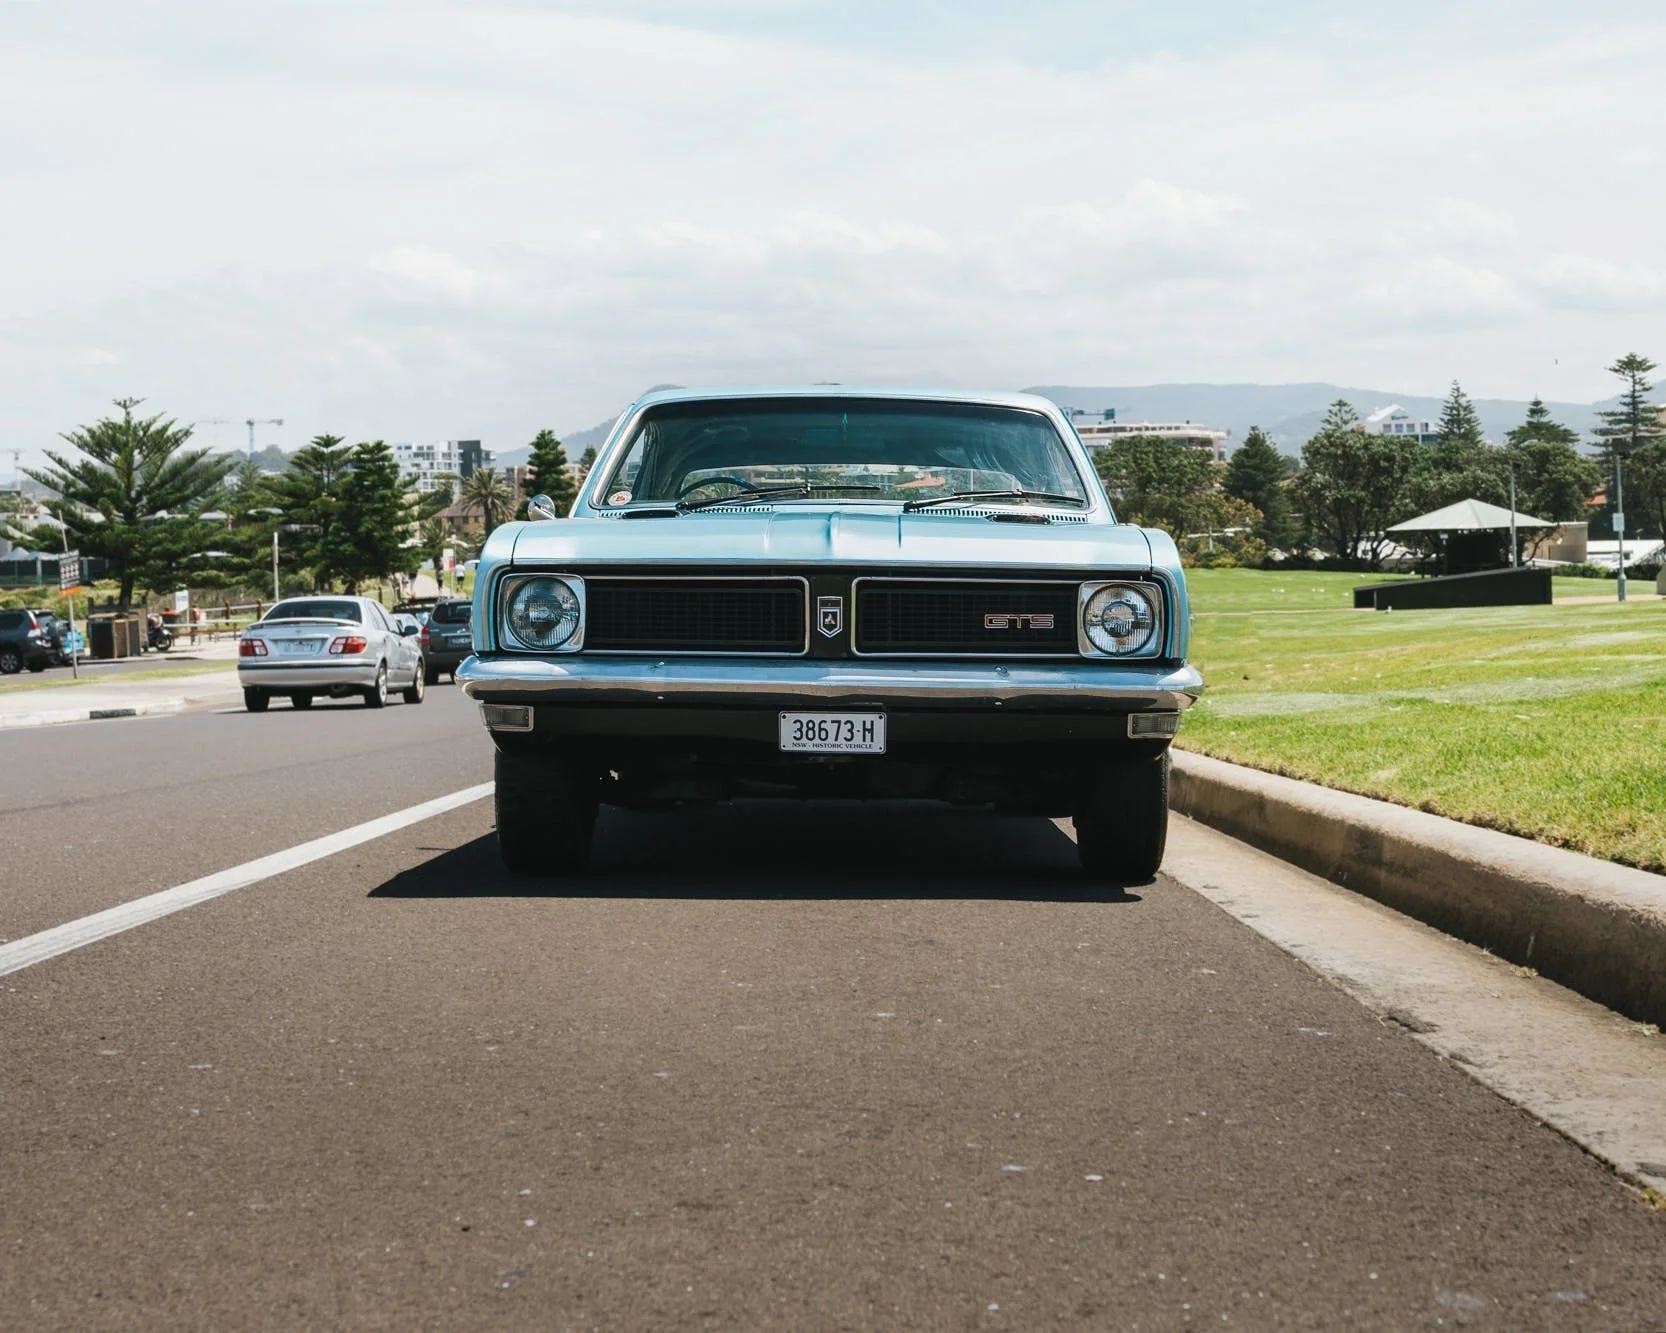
left=1223, top=426, right=1297, bottom=549
left=1627, top=438, right=1666, bottom=540
left=418, top=516, right=450, bottom=582
left=1289, top=400, right=1420, bottom=568
left=323, top=442, right=412, bottom=594
left=1094, top=436, right=1261, bottom=563
left=1414, top=379, right=1508, bottom=511
left=578, top=445, right=598, bottom=477
left=414, top=472, right=456, bottom=523
left=1504, top=398, right=1601, bottom=529
left=520, top=429, right=575, bottom=518
left=270, top=435, right=353, bottom=589
left=1592, top=354, right=1664, bottom=543
left=462, top=467, right=513, bottom=535
left=23, top=397, right=233, bottom=609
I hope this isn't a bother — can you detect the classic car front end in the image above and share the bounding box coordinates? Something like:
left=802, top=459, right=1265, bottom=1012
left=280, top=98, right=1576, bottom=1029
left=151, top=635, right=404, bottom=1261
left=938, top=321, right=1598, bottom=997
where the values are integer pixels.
left=459, top=389, right=1202, bottom=882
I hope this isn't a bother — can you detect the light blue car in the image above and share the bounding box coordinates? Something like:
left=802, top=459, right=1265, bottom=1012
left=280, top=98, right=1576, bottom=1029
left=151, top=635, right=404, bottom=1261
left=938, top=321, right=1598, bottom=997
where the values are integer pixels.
left=460, top=388, right=1202, bottom=883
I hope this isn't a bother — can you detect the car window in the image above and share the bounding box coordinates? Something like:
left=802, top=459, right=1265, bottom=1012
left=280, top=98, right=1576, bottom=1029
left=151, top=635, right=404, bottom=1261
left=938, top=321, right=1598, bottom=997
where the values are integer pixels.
left=597, top=397, right=1089, bottom=508
left=265, top=599, right=363, bottom=623
left=431, top=601, right=472, bottom=625
left=0, top=611, right=21, bottom=631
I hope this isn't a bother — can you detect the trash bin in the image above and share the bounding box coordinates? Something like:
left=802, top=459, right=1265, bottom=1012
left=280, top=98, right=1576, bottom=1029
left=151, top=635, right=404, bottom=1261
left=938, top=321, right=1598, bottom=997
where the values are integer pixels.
left=88, top=616, right=117, bottom=660
left=120, top=614, right=144, bottom=656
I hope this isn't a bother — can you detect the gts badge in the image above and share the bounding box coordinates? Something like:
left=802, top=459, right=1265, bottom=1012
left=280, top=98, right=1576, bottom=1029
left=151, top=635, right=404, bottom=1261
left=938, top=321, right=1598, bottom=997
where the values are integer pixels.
left=817, top=595, right=843, bottom=637
left=984, top=612, right=1056, bottom=630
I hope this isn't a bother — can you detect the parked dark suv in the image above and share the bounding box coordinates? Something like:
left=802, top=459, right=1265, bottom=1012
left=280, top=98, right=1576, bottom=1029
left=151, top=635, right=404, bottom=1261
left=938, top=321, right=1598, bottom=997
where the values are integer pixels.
left=421, top=598, right=473, bottom=683
left=0, top=609, right=55, bottom=674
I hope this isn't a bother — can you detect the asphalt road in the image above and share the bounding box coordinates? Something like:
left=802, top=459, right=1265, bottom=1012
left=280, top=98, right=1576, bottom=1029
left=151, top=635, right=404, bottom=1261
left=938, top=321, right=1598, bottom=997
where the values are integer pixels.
left=3, top=688, right=1664, bottom=1328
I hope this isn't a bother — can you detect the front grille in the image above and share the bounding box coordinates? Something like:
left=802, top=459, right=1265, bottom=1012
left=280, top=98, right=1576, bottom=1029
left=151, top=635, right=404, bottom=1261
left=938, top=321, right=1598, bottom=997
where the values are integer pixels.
left=854, top=580, right=1079, bottom=655
left=586, top=579, right=806, bottom=653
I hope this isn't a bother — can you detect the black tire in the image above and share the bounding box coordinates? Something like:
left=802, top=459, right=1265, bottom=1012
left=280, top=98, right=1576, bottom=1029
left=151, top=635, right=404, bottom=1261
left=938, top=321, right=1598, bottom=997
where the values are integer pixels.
left=0, top=649, right=20, bottom=675
left=292, top=693, right=314, bottom=709
left=494, top=748, right=596, bottom=876
left=363, top=664, right=388, bottom=709
left=1074, top=752, right=1170, bottom=884
left=423, top=664, right=439, bottom=686
left=243, top=688, right=270, bottom=713
left=402, top=666, right=425, bottom=705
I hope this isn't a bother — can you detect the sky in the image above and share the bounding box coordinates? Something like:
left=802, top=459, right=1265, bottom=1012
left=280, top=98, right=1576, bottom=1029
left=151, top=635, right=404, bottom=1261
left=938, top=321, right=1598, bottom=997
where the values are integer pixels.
left=3, top=0, right=1664, bottom=473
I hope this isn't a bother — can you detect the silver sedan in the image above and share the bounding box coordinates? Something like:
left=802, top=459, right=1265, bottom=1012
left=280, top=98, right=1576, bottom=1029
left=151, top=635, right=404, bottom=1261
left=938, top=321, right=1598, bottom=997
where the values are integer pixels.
left=237, top=596, right=426, bottom=712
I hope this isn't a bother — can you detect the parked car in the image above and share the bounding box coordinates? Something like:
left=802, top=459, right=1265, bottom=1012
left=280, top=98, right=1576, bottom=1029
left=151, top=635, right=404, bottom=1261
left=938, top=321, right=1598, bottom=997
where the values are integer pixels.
left=238, top=596, right=425, bottom=711
left=459, top=387, right=1203, bottom=882
left=420, top=598, right=474, bottom=683
left=0, top=609, right=54, bottom=674
left=24, top=609, right=70, bottom=665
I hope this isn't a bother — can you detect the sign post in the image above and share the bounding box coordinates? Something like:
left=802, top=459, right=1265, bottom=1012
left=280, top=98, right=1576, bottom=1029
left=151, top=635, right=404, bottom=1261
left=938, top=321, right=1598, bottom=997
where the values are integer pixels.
left=58, top=550, right=81, bottom=679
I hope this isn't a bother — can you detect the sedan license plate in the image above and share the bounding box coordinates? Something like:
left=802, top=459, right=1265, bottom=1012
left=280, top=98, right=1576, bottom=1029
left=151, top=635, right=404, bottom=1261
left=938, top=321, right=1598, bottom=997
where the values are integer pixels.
left=286, top=638, right=324, bottom=655
left=779, top=711, right=886, bottom=754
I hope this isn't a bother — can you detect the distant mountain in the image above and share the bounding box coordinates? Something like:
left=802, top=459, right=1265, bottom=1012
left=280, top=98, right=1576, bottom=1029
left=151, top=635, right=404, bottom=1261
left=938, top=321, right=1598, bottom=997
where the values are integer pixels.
left=500, top=385, right=684, bottom=468
left=1022, top=383, right=1604, bottom=455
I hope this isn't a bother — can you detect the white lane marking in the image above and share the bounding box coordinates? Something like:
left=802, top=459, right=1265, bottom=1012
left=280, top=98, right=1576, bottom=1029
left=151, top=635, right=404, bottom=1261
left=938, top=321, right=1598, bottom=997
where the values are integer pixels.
left=0, top=782, right=494, bottom=978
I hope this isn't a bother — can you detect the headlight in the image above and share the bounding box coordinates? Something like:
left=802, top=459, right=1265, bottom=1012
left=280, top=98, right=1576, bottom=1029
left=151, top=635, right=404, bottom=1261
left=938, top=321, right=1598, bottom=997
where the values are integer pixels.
left=1080, top=582, right=1159, bottom=656
left=503, top=576, right=583, bottom=650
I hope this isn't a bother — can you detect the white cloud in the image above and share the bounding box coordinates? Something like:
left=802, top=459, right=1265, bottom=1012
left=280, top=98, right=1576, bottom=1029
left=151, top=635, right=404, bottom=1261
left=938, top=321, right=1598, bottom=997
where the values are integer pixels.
left=2, top=1, right=1665, bottom=459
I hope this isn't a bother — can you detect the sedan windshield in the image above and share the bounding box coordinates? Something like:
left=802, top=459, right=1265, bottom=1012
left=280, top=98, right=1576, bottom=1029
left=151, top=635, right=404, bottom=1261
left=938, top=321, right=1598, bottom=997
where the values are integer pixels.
left=596, top=398, right=1089, bottom=508
left=264, top=599, right=362, bottom=623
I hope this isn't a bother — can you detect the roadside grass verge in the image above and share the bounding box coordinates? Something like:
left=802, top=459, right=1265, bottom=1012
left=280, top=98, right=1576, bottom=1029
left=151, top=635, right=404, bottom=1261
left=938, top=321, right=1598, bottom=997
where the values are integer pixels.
left=1179, top=570, right=1666, bottom=872
left=0, top=660, right=235, bottom=694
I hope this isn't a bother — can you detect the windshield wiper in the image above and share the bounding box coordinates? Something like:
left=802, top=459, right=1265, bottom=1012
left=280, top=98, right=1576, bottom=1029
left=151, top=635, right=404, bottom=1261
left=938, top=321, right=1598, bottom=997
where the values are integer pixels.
left=902, top=488, right=1085, bottom=513
left=677, top=483, right=881, bottom=513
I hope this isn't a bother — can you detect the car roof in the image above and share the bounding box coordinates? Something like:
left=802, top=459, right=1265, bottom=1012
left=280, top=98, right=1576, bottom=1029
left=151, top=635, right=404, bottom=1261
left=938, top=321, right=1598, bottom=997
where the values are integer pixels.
left=627, top=386, right=1063, bottom=414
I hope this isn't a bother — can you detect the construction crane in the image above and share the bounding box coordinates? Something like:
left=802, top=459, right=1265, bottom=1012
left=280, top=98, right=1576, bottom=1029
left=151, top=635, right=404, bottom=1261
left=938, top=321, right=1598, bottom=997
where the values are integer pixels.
left=245, top=417, right=284, bottom=461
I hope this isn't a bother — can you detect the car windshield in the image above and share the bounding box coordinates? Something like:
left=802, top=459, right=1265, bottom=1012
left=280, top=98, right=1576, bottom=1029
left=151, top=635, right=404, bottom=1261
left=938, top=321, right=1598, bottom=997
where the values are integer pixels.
left=264, top=599, right=362, bottom=623
left=596, top=398, right=1089, bottom=508
left=430, top=602, right=472, bottom=625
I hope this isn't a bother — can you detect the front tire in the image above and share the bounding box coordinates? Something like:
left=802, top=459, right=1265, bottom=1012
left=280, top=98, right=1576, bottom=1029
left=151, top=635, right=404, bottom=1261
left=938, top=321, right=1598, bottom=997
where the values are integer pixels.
left=423, top=663, right=440, bottom=686
left=0, top=649, right=21, bottom=675
left=243, top=688, right=270, bottom=713
left=494, top=749, right=596, bottom=876
left=1074, top=752, right=1170, bottom=884
left=402, top=666, right=425, bottom=705
left=363, top=665, right=387, bottom=709
left=291, top=693, right=314, bottom=709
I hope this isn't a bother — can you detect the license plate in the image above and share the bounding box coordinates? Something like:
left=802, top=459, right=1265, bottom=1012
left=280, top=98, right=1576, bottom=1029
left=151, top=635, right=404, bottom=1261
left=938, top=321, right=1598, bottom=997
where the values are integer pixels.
left=778, top=711, right=886, bottom=754
left=285, top=638, right=323, bottom=654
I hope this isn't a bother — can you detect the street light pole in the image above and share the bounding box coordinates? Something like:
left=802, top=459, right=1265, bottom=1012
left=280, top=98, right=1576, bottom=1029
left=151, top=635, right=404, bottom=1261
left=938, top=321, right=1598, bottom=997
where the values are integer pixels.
left=1507, top=466, right=1518, bottom=568
left=1615, top=456, right=1627, bottom=604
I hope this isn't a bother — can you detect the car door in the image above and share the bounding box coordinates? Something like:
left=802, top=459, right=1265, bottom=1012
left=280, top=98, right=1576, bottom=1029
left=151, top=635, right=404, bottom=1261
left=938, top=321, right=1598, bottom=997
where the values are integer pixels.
left=378, top=603, right=417, bottom=683
left=368, top=603, right=404, bottom=682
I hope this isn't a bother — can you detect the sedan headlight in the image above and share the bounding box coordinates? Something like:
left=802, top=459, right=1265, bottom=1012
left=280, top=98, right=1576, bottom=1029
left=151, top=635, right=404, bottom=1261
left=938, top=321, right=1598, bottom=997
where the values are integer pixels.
left=502, top=575, right=584, bottom=651
left=1080, top=581, right=1160, bottom=656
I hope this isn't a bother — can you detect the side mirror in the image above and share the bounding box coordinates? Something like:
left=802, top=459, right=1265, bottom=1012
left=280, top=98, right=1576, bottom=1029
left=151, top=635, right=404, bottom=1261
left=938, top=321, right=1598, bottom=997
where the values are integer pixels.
left=528, top=493, right=559, bottom=520
left=400, top=623, right=420, bottom=636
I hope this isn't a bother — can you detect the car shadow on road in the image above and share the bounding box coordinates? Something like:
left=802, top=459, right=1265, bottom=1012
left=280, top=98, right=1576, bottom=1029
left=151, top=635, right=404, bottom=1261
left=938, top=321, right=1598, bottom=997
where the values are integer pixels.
left=370, top=802, right=1145, bottom=903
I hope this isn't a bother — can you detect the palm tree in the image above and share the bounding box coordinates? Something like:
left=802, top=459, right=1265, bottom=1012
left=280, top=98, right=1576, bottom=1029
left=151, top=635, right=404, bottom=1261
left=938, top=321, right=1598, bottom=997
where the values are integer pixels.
left=461, top=468, right=511, bottom=535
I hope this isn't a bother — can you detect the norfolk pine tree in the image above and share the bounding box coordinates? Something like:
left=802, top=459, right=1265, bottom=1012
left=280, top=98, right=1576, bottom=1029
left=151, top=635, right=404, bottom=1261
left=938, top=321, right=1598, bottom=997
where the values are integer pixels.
left=1223, top=426, right=1297, bottom=549
left=1504, top=398, right=1601, bottom=532
left=1290, top=400, right=1419, bottom=568
left=326, top=441, right=412, bottom=594
left=24, top=397, right=232, bottom=610
left=520, top=429, right=576, bottom=518
left=1593, top=354, right=1665, bottom=545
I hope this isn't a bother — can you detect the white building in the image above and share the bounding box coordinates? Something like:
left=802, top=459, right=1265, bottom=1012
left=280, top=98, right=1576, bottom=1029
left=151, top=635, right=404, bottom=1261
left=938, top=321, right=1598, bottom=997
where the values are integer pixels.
left=1068, top=412, right=1229, bottom=463
left=1360, top=404, right=1436, bottom=441
left=393, top=439, right=493, bottom=493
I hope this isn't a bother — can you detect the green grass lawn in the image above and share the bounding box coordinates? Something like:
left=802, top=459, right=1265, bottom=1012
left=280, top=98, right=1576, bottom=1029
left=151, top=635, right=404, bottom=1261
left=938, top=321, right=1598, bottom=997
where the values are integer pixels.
left=1178, top=569, right=1666, bottom=872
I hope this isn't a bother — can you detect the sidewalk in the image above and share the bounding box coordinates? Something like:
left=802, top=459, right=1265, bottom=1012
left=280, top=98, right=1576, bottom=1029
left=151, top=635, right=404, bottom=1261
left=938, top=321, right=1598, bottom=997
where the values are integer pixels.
left=0, top=664, right=243, bottom=730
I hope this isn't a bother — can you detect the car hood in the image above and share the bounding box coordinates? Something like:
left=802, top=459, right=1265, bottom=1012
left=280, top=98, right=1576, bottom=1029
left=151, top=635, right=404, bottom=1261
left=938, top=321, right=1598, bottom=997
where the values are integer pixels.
left=505, top=509, right=1154, bottom=572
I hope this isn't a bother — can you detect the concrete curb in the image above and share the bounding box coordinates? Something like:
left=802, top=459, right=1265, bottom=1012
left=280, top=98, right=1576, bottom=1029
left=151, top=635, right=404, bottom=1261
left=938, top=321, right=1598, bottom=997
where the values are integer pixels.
left=1169, top=750, right=1666, bottom=1028
left=0, top=698, right=186, bottom=730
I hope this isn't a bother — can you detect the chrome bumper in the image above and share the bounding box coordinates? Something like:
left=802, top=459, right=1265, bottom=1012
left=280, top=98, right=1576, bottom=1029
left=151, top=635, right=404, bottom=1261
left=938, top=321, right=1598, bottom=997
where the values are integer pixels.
left=457, top=655, right=1203, bottom=711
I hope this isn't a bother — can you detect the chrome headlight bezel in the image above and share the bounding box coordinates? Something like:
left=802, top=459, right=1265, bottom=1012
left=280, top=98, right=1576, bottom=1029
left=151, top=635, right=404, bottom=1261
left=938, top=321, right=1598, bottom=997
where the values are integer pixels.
left=1078, top=580, right=1163, bottom=658
left=500, top=574, right=586, bottom=653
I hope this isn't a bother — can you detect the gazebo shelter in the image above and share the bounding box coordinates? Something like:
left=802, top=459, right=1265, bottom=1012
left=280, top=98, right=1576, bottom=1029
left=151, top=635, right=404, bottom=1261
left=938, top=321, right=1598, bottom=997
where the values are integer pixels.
left=1388, top=498, right=1553, bottom=575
